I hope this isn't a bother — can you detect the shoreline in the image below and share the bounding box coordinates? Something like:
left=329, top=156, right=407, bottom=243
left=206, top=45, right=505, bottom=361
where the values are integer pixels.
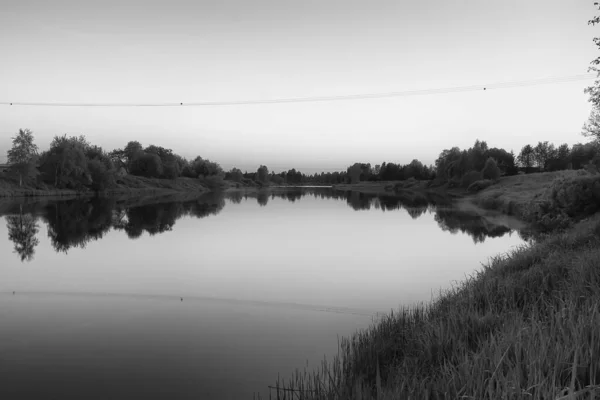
left=266, top=171, right=600, bottom=399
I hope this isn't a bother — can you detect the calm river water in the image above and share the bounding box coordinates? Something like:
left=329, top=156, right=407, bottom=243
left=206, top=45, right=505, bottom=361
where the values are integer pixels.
left=0, top=188, right=527, bottom=399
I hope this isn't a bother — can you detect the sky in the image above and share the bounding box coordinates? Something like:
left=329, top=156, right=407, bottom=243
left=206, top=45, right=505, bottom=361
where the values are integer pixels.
left=0, top=0, right=598, bottom=172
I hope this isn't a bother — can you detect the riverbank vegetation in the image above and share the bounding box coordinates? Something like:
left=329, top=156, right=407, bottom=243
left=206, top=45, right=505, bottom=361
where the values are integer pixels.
left=264, top=213, right=600, bottom=400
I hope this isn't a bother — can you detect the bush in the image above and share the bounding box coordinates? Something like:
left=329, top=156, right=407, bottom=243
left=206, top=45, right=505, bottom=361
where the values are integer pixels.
left=482, top=157, right=501, bottom=181
left=162, top=160, right=180, bottom=179
left=130, top=152, right=163, bottom=178
left=467, top=179, right=494, bottom=193
left=523, top=174, right=600, bottom=231
left=200, top=175, right=226, bottom=190
left=87, top=159, right=115, bottom=192
left=461, top=170, right=483, bottom=188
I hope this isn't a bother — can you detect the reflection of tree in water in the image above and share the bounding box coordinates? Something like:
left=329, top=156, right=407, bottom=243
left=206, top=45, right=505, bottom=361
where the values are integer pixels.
left=6, top=210, right=40, bottom=262
left=336, top=189, right=516, bottom=242
left=256, top=191, right=269, bottom=207
left=227, top=191, right=243, bottom=204
left=43, top=199, right=115, bottom=253
left=33, top=194, right=227, bottom=253
left=434, top=208, right=512, bottom=244
left=114, top=195, right=226, bottom=239
left=118, top=202, right=182, bottom=238
left=9, top=187, right=528, bottom=257
left=405, top=207, right=428, bottom=219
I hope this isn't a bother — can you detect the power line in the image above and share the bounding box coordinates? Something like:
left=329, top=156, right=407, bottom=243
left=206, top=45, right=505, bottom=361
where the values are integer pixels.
left=0, top=73, right=595, bottom=107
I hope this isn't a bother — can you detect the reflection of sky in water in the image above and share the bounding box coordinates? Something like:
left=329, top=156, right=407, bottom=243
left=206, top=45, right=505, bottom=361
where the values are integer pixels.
left=0, top=189, right=526, bottom=398
left=0, top=293, right=370, bottom=400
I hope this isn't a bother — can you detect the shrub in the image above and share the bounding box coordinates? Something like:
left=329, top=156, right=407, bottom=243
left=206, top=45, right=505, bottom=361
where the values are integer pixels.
left=130, top=152, right=163, bottom=178
left=200, top=175, right=226, bottom=190
left=87, top=159, right=115, bottom=192
left=523, top=174, right=600, bottom=232
left=482, top=157, right=501, bottom=181
left=467, top=179, right=494, bottom=193
left=461, top=170, right=483, bottom=188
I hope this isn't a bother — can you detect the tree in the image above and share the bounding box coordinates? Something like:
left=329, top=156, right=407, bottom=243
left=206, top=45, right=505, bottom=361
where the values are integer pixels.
left=517, top=144, right=535, bottom=172
left=257, top=165, right=269, bottom=184
left=40, top=135, right=90, bottom=188
left=7, top=129, right=39, bottom=187
left=130, top=152, right=163, bottom=178
left=226, top=167, right=243, bottom=182
left=482, top=157, right=501, bottom=181
left=584, top=3, right=600, bottom=110
left=582, top=107, right=600, bottom=142
left=88, top=159, right=115, bottom=191
left=533, top=141, right=553, bottom=170
left=109, top=141, right=142, bottom=172
left=191, top=157, right=223, bottom=178
left=347, top=163, right=362, bottom=183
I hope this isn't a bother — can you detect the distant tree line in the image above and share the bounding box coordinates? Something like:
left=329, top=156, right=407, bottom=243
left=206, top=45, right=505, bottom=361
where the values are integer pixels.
left=516, top=141, right=599, bottom=173
left=4, top=127, right=600, bottom=193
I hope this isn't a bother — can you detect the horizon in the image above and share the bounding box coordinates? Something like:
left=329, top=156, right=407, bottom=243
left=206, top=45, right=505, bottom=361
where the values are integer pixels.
left=1, top=0, right=598, bottom=173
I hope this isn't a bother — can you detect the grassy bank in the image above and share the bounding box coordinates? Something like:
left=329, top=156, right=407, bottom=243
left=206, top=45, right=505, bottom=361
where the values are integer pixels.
left=265, top=213, right=600, bottom=400
left=0, top=174, right=211, bottom=198
left=473, top=170, right=600, bottom=231
left=265, top=172, right=600, bottom=399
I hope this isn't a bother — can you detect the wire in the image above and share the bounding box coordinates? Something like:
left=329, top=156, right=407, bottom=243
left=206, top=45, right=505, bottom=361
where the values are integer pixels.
left=0, top=73, right=595, bottom=107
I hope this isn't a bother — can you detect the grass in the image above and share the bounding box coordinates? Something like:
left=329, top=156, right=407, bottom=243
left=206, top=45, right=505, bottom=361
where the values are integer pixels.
left=472, top=170, right=586, bottom=218
left=0, top=174, right=211, bottom=197
left=260, top=213, right=600, bottom=400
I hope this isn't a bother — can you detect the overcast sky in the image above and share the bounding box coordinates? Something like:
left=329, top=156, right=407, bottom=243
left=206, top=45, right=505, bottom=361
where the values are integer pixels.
left=0, top=0, right=598, bottom=172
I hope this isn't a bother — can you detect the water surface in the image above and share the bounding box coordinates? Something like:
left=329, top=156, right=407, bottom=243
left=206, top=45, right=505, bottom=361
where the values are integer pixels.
left=0, top=188, right=526, bottom=399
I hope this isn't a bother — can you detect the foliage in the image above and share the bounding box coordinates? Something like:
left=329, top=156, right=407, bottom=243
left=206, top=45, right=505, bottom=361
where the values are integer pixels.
left=467, top=179, right=494, bottom=193
left=481, top=157, right=501, bottom=181
left=7, top=129, right=39, bottom=186
left=256, top=165, right=269, bottom=184
left=584, top=3, right=600, bottom=110
left=88, top=159, right=115, bottom=191
left=40, top=135, right=90, bottom=189
left=533, top=141, right=553, bottom=170
left=191, top=156, right=223, bottom=178
left=582, top=107, right=600, bottom=142
left=109, top=141, right=142, bottom=172
left=523, top=173, right=600, bottom=232
left=226, top=167, right=243, bottom=182
left=200, top=175, right=226, bottom=190
left=517, top=144, right=535, bottom=171
left=129, top=152, right=163, bottom=178
left=347, top=163, right=362, bottom=183
left=460, top=170, right=483, bottom=188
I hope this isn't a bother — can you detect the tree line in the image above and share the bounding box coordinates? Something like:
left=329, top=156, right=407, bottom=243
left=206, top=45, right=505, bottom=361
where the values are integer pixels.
left=4, top=127, right=599, bottom=192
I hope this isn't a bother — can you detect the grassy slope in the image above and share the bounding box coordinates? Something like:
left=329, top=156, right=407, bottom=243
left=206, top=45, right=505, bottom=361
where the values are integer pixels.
left=0, top=174, right=211, bottom=197
left=267, top=172, right=600, bottom=400
left=471, top=170, right=584, bottom=218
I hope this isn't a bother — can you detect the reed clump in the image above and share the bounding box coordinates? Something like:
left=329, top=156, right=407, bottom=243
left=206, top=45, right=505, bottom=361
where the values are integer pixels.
left=261, top=214, right=600, bottom=400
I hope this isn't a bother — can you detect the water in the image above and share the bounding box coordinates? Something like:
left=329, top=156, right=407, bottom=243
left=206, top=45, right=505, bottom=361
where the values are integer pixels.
left=0, top=188, right=527, bottom=399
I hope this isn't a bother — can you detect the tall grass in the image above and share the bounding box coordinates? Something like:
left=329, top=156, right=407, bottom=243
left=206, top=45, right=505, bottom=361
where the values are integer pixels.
left=260, top=214, right=600, bottom=399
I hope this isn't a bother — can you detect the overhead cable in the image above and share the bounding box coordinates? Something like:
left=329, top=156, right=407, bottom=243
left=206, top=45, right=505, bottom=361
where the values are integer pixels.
left=0, top=73, right=594, bottom=107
